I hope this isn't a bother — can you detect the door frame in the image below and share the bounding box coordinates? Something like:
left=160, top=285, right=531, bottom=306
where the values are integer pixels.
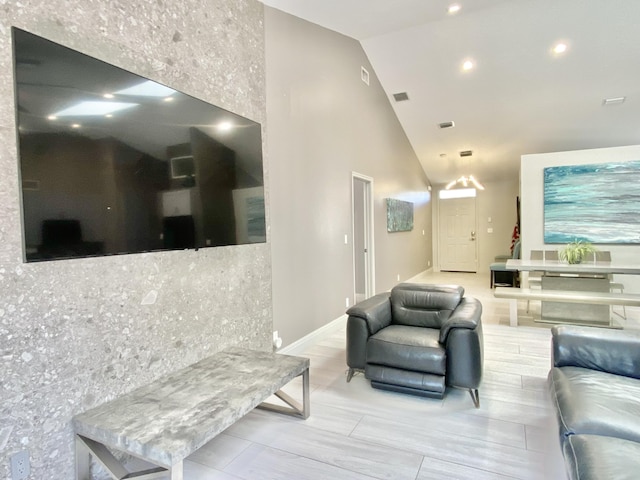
left=436, top=191, right=479, bottom=272
left=351, top=172, right=375, bottom=301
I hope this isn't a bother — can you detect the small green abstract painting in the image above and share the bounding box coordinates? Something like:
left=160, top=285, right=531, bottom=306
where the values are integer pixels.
left=386, top=198, right=414, bottom=232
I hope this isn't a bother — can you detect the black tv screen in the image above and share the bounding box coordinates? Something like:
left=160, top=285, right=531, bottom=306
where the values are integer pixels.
left=12, top=27, right=266, bottom=262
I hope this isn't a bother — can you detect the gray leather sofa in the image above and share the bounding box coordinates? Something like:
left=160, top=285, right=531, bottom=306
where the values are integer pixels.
left=346, top=283, right=483, bottom=407
left=549, top=325, right=640, bottom=480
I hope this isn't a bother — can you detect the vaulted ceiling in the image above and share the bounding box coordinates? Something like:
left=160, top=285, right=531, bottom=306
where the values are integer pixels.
left=259, top=0, right=640, bottom=186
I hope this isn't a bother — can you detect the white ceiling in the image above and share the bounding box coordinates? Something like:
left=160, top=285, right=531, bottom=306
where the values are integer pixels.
left=260, top=0, right=640, bottom=186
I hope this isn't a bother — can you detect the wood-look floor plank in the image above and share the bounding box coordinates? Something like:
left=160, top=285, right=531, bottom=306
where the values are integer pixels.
left=253, top=400, right=364, bottom=437
left=522, top=375, right=549, bottom=391
left=187, top=433, right=252, bottom=470
left=417, top=456, right=520, bottom=480
left=481, top=369, right=524, bottom=388
left=362, top=406, right=526, bottom=448
left=351, top=415, right=546, bottom=480
left=480, top=382, right=552, bottom=410
left=184, top=461, right=242, bottom=480
left=445, top=389, right=553, bottom=428
left=142, top=460, right=241, bottom=480
left=223, top=444, right=378, bottom=480
left=484, top=359, right=550, bottom=378
left=225, top=411, right=423, bottom=480
left=519, top=343, right=553, bottom=358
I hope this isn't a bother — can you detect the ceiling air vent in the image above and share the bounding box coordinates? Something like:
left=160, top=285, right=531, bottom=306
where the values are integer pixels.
left=459, top=150, right=473, bottom=157
left=393, top=92, right=409, bottom=102
left=438, top=121, right=455, bottom=129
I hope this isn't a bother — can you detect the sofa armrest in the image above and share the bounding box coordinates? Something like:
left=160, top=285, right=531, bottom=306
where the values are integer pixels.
left=346, top=292, right=392, bottom=335
left=439, top=297, right=482, bottom=344
left=552, top=325, right=640, bottom=379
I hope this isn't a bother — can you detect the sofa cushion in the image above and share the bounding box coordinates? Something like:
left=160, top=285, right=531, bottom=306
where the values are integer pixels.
left=563, top=434, right=640, bottom=480
left=549, top=366, right=640, bottom=443
left=366, top=325, right=445, bottom=375
left=390, top=283, right=463, bottom=329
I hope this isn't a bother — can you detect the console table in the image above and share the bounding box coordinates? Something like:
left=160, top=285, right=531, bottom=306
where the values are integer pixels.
left=506, top=259, right=640, bottom=276
left=499, top=259, right=640, bottom=326
left=73, top=347, right=310, bottom=480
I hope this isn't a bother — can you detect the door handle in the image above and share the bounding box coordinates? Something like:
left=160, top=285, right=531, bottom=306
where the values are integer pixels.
left=470, top=231, right=476, bottom=241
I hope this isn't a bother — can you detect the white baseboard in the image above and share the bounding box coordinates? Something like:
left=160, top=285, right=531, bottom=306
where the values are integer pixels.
left=278, top=315, right=347, bottom=356
left=407, top=268, right=432, bottom=282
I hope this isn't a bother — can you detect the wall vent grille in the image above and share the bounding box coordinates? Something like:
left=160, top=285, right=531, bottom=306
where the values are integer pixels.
left=393, top=92, right=409, bottom=102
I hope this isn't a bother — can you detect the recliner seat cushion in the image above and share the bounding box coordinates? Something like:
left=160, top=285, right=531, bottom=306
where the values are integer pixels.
left=549, top=366, right=640, bottom=443
left=366, top=325, right=445, bottom=375
left=562, top=434, right=640, bottom=480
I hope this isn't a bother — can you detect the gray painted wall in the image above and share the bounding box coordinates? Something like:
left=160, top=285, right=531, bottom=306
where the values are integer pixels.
left=0, top=1, right=268, bottom=478
left=265, top=8, right=433, bottom=346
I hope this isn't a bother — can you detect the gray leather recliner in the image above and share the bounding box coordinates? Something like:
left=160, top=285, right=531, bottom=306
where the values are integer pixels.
left=549, top=325, right=640, bottom=480
left=346, top=283, right=483, bottom=407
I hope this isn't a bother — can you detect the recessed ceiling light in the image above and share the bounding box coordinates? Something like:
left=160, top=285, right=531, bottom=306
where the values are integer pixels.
left=163, top=96, right=174, bottom=102
left=116, top=80, right=176, bottom=97
left=217, top=121, right=233, bottom=131
left=52, top=101, right=137, bottom=117
left=47, top=115, right=57, bottom=120
left=103, top=93, right=114, bottom=99
left=448, top=4, right=461, bottom=14
left=71, top=123, right=81, bottom=128
left=553, top=42, right=568, bottom=55
left=462, top=60, right=474, bottom=71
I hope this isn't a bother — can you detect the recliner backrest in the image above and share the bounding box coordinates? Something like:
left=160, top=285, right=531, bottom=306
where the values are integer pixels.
left=390, top=283, right=464, bottom=329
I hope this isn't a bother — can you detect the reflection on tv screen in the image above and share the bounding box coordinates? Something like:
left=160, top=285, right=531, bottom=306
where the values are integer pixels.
left=13, top=27, right=266, bottom=262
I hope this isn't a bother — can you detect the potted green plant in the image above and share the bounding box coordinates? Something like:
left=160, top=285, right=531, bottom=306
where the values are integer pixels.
left=559, top=240, right=597, bottom=264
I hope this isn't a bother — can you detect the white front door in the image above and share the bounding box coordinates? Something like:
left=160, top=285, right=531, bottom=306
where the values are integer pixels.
left=439, top=196, right=477, bottom=272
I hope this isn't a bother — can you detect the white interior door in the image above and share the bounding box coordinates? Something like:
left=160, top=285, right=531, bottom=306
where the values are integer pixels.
left=439, top=196, right=478, bottom=272
left=352, top=173, right=374, bottom=303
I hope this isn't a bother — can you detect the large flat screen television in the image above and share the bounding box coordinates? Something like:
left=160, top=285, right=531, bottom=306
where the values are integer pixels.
left=12, top=27, right=266, bottom=262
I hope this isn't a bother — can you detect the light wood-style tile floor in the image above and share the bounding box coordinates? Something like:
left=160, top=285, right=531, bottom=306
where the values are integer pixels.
left=172, top=271, right=640, bottom=479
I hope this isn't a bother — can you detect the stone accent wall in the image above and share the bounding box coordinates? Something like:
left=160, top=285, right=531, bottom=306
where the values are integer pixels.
left=0, top=1, right=268, bottom=477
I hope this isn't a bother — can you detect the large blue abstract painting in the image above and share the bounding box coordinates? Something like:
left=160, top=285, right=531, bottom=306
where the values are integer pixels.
left=544, top=160, right=640, bottom=244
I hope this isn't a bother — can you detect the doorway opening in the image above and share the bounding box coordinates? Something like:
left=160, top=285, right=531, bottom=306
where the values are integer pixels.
left=352, top=173, right=375, bottom=303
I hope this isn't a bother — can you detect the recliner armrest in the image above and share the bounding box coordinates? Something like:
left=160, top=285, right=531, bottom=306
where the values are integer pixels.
left=346, top=292, right=392, bottom=335
left=551, top=325, right=640, bottom=379
left=439, top=297, right=482, bottom=344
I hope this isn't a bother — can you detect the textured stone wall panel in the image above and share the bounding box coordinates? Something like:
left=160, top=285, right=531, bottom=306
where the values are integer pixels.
left=0, top=1, right=268, bottom=478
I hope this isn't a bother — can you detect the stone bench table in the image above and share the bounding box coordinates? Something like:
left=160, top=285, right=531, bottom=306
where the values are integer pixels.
left=73, top=347, right=310, bottom=480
